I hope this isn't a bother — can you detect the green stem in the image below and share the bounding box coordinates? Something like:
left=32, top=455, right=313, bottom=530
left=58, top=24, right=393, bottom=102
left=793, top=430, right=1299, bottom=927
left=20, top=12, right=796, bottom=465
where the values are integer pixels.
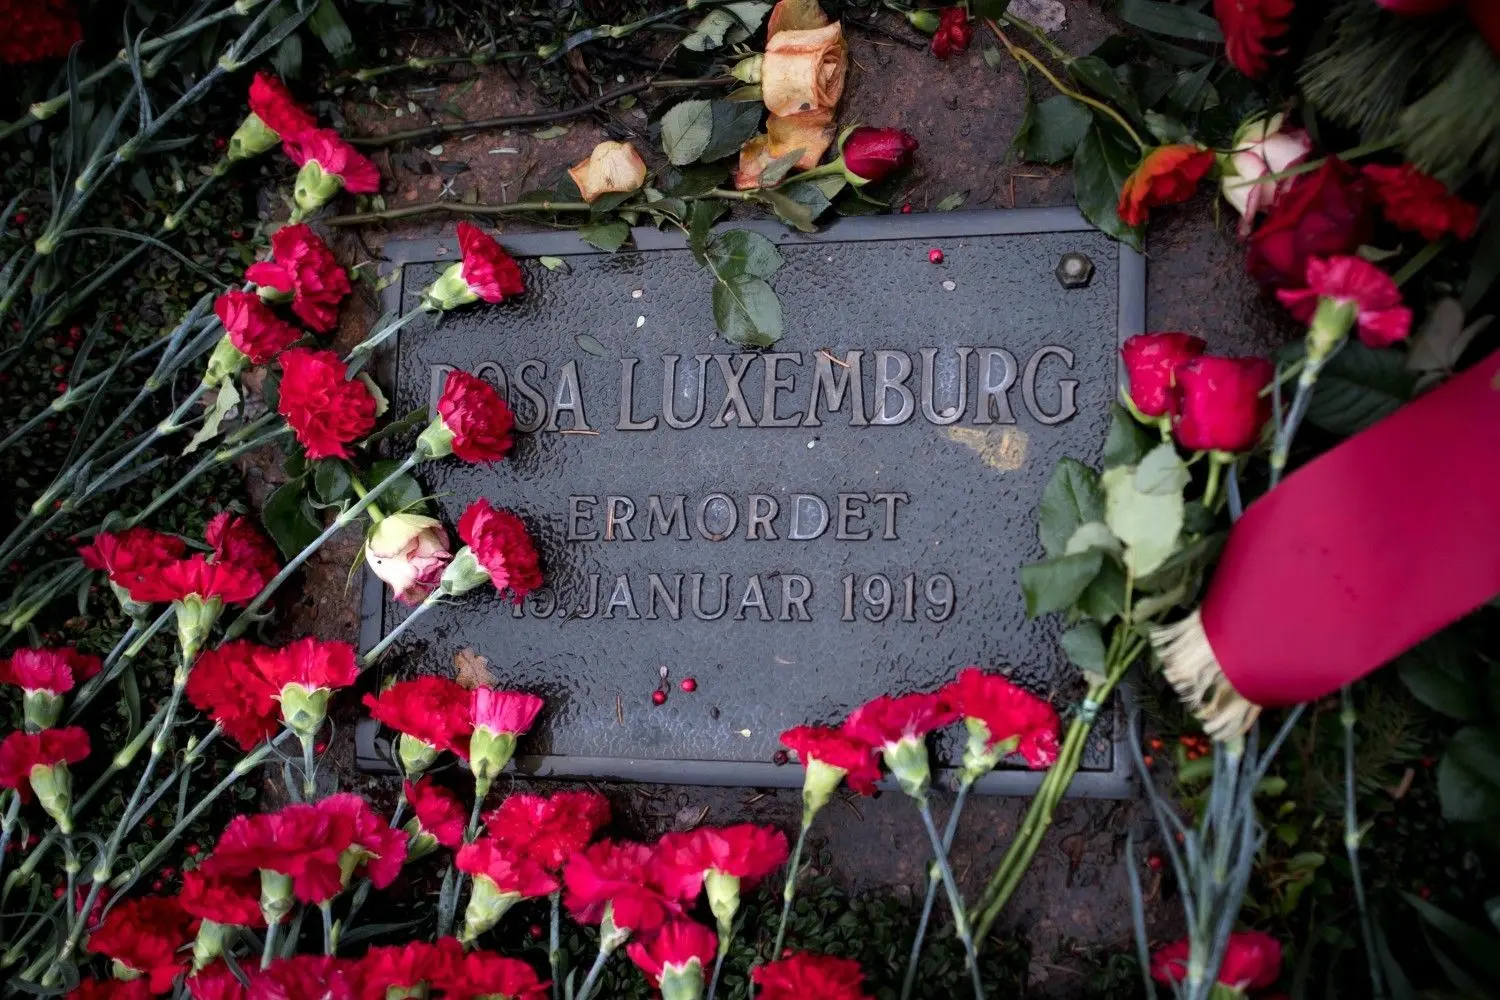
left=261, top=919, right=280, bottom=969
left=988, top=21, right=1147, bottom=151
left=362, top=588, right=443, bottom=666
left=549, top=891, right=563, bottom=1000
left=346, top=309, right=426, bottom=374
left=1393, top=239, right=1447, bottom=287
left=323, top=199, right=591, bottom=227
left=574, top=943, right=614, bottom=1000
left=917, top=800, right=985, bottom=999
left=771, top=816, right=812, bottom=961
left=904, top=779, right=974, bottom=1000
left=999, top=12, right=1071, bottom=62
left=124, top=422, right=290, bottom=530
left=1342, top=686, right=1387, bottom=999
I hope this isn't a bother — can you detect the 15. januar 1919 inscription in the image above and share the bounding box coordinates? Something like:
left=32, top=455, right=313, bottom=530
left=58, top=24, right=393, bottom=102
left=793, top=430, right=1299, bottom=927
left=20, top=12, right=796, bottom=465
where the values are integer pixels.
left=358, top=209, right=1143, bottom=793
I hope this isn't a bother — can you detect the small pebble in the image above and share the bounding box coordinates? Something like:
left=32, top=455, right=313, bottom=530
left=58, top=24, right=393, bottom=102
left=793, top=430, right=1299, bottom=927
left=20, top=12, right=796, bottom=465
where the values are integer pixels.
left=635, top=315, right=646, bottom=328
left=680, top=677, right=697, bottom=693
left=652, top=690, right=667, bottom=706
left=928, top=247, right=944, bottom=264
left=941, top=279, right=957, bottom=291
left=631, top=289, right=643, bottom=298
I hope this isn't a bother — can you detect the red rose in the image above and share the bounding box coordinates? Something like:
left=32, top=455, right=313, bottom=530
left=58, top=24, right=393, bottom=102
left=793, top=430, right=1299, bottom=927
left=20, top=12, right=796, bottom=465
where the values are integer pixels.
left=840, top=127, right=920, bottom=183
left=0, top=0, right=80, bottom=64
left=185, top=640, right=280, bottom=750
left=457, top=222, right=526, bottom=303
left=68, top=978, right=154, bottom=1000
left=1361, top=162, right=1479, bottom=241
left=457, top=499, right=544, bottom=601
left=364, top=676, right=473, bottom=758
left=78, top=527, right=185, bottom=582
left=472, top=688, right=545, bottom=738
left=449, top=950, right=547, bottom=1000
left=405, top=778, right=467, bottom=849
left=1151, top=930, right=1282, bottom=990
left=437, top=370, right=516, bottom=463
left=752, top=953, right=872, bottom=1000
left=562, top=839, right=695, bottom=933
left=205, top=512, right=280, bottom=587
left=87, top=897, right=197, bottom=993
left=627, top=920, right=718, bottom=988
left=276, top=347, right=377, bottom=460
left=930, top=7, right=973, bottom=60
left=247, top=72, right=316, bottom=139
left=1120, top=333, right=1208, bottom=418
left=486, top=790, right=612, bottom=871
left=843, top=692, right=959, bottom=750
left=252, top=955, right=360, bottom=1000
left=245, top=223, right=352, bottom=332
left=0, top=647, right=100, bottom=694
left=941, top=668, right=1061, bottom=768
left=1171, top=356, right=1274, bottom=454
left=0, top=727, right=89, bottom=798
left=213, top=290, right=302, bottom=365
left=1213, top=0, right=1294, bottom=77
left=356, top=939, right=463, bottom=1000
left=1246, top=158, right=1372, bottom=288
left=457, top=839, right=561, bottom=897
left=254, top=637, right=359, bottom=698
left=659, top=823, right=789, bottom=886
left=1117, top=145, right=1215, bottom=227
left=123, top=554, right=263, bottom=606
left=1276, top=256, right=1413, bottom=348
left=779, top=724, right=882, bottom=794
left=283, top=129, right=382, bottom=194
left=178, top=862, right=266, bottom=927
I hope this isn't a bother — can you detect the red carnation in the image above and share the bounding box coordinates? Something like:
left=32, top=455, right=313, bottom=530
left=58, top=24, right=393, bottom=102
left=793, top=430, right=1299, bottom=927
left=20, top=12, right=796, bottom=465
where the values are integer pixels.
left=1121, top=333, right=1208, bottom=419
left=283, top=128, right=382, bottom=193
left=660, top=823, right=789, bottom=886
left=563, top=839, right=693, bottom=934
left=253, top=636, right=359, bottom=696
left=843, top=692, right=959, bottom=750
left=941, top=668, right=1061, bottom=768
left=1117, top=145, right=1215, bottom=227
left=472, top=688, right=544, bottom=738
left=1151, top=930, right=1282, bottom=990
left=178, top=862, right=266, bottom=927
left=0, top=0, right=80, bottom=64
left=779, top=725, right=882, bottom=795
left=752, top=953, right=872, bottom=1000
left=457, top=499, right=544, bottom=601
left=1171, top=356, right=1274, bottom=454
left=364, top=676, right=473, bottom=760
left=1247, top=158, right=1372, bottom=288
left=247, top=72, right=316, bottom=140
left=405, top=778, right=467, bottom=849
left=930, top=7, right=972, bottom=60
left=87, top=896, right=198, bottom=993
left=457, top=222, right=526, bottom=303
left=627, top=920, right=718, bottom=988
left=356, top=939, right=463, bottom=1000
left=448, top=950, right=548, bottom=1000
left=251, top=955, right=360, bottom=1000
left=123, top=554, right=263, bottom=605
left=185, top=640, right=279, bottom=750
left=0, top=647, right=100, bottom=694
left=434, top=370, right=515, bottom=463
left=1276, top=256, right=1413, bottom=348
left=0, top=727, right=89, bottom=800
left=486, top=790, right=612, bottom=871
left=457, top=839, right=561, bottom=897
left=78, top=527, right=186, bottom=582
left=276, top=347, right=377, bottom=460
left=205, top=512, right=280, bottom=586
left=182, top=962, right=247, bottom=1000
left=1361, top=162, right=1479, bottom=241
left=245, top=223, right=352, bottom=332
left=840, top=127, right=920, bottom=184
left=68, top=979, right=154, bottom=1000
left=213, top=290, right=303, bottom=365
left=1213, top=0, right=1294, bottom=78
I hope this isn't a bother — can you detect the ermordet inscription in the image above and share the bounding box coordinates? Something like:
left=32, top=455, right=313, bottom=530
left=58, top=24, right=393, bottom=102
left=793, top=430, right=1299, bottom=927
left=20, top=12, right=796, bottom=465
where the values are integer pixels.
left=358, top=209, right=1144, bottom=795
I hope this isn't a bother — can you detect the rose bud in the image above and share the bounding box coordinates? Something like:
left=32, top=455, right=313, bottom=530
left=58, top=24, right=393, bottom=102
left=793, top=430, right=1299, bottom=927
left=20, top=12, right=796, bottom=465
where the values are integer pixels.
left=929, top=7, right=973, bottom=61
left=1170, top=356, right=1274, bottom=455
left=1246, top=158, right=1371, bottom=288
left=567, top=140, right=648, bottom=203
left=762, top=22, right=847, bottom=118
left=1216, top=0, right=1295, bottom=77
left=1117, top=144, right=1215, bottom=227
left=365, top=512, right=452, bottom=605
left=1120, top=332, right=1207, bottom=424
left=1219, top=113, right=1313, bottom=235
left=840, top=126, right=920, bottom=185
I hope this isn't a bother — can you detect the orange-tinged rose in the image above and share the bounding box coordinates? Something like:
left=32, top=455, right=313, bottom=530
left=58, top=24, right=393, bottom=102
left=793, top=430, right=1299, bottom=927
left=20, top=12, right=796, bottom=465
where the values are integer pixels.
left=733, top=110, right=836, bottom=190
left=567, top=141, right=647, bottom=202
left=734, top=135, right=775, bottom=191
left=762, top=22, right=847, bottom=118
left=767, top=0, right=830, bottom=37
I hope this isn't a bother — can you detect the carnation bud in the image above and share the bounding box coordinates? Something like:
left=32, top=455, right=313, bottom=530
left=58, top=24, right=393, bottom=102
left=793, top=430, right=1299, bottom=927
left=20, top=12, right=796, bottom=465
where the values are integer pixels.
left=730, top=53, right=764, bottom=83
left=705, top=870, right=742, bottom=932
left=278, top=682, right=332, bottom=742
left=599, top=904, right=632, bottom=953
left=906, top=9, right=940, bottom=33
left=437, top=546, right=491, bottom=597
left=227, top=112, right=279, bottom=161
left=960, top=717, right=1016, bottom=785
left=259, top=870, right=294, bottom=926
left=416, top=414, right=458, bottom=460
left=459, top=876, right=524, bottom=944
left=293, top=160, right=343, bottom=214
left=28, top=762, right=73, bottom=833
left=175, top=594, right=225, bottom=661
left=468, top=726, right=519, bottom=798
left=660, top=960, right=707, bottom=1000
left=203, top=334, right=250, bottom=389
left=402, top=817, right=440, bottom=862
left=421, top=262, right=481, bottom=313
left=112, top=959, right=144, bottom=983
left=397, top=732, right=441, bottom=778
left=800, top=757, right=846, bottom=820
left=1307, top=297, right=1358, bottom=365
left=23, top=689, right=64, bottom=731
left=191, top=919, right=232, bottom=970
left=881, top=736, right=932, bottom=801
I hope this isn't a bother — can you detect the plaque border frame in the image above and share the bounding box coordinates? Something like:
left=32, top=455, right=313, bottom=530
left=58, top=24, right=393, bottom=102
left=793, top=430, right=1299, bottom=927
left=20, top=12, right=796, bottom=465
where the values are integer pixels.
left=356, top=206, right=1145, bottom=798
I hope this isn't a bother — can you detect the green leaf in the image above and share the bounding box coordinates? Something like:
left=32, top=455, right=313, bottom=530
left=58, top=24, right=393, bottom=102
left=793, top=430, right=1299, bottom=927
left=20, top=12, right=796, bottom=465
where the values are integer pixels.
left=1065, top=521, right=1121, bottom=556
left=661, top=99, right=716, bottom=166
left=1060, top=621, right=1107, bottom=681
left=578, top=220, right=631, bottom=252
left=262, top=478, right=322, bottom=559
left=1103, top=464, right=1183, bottom=577
left=972, top=0, right=1012, bottom=19
left=1069, top=56, right=1141, bottom=119
left=575, top=333, right=607, bottom=357
left=539, top=256, right=570, bottom=272
left=182, top=380, right=240, bottom=455
left=1073, top=124, right=1144, bottom=249
left=532, top=125, right=570, bottom=141
left=1037, top=457, right=1106, bottom=558
left=701, top=101, right=767, bottom=162
left=682, top=2, right=772, bottom=51
left=1133, top=442, right=1190, bottom=495
left=661, top=164, right=731, bottom=197
left=1017, top=96, right=1092, bottom=164
left=1438, top=726, right=1500, bottom=823
left=688, top=201, right=723, bottom=264
left=1304, top=341, right=1417, bottom=436
left=1119, top=0, right=1224, bottom=42
left=758, top=149, right=806, bottom=188
left=1143, top=109, right=1192, bottom=144
left=1020, top=550, right=1104, bottom=617
left=1104, top=403, right=1156, bottom=466
left=369, top=460, right=428, bottom=515
left=934, top=191, right=969, bottom=212
left=707, top=230, right=784, bottom=279
left=308, top=0, right=355, bottom=60
left=712, top=275, right=784, bottom=347
left=757, top=187, right=821, bottom=233
left=1407, top=890, right=1500, bottom=982
left=1397, top=629, right=1488, bottom=720
left=312, top=460, right=352, bottom=506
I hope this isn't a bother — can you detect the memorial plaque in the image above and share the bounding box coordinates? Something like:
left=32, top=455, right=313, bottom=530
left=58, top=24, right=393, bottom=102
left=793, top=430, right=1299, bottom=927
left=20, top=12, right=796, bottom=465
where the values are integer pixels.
left=357, top=208, right=1144, bottom=796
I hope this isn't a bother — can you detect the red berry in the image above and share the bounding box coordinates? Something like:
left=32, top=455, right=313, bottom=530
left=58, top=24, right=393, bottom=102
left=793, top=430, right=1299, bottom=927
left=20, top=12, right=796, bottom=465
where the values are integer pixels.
left=680, top=677, right=697, bottom=693
left=928, top=247, right=944, bottom=264
left=1147, top=854, right=1164, bottom=872
left=1142, top=754, right=1154, bottom=767
left=13, top=211, right=27, bottom=225
left=773, top=749, right=789, bottom=766
left=900, top=203, right=912, bottom=214
left=315, top=742, right=327, bottom=754
left=162, top=867, right=175, bottom=878
left=1419, top=886, right=1432, bottom=899
left=651, top=690, right=667, bottom=706
left=55, top=382, right=68, bottom=393
left=186, top=845, right=200, bottom=856
left=151, top=880, right=163, bottom=892
left=530, top=924, right=544, bottom=939
left=230, top=230, right=244, bottom=241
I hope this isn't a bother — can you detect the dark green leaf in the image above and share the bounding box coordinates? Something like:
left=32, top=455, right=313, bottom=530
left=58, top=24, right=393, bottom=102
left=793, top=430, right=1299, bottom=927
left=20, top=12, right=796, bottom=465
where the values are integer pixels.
left=1144, top=110, right=1191, bottom=144
left=1407, top=891, right=1500, bottom=982
left=759, top=149, right=806, bottom=188
left=973, top=0, right=1012, bottom=19
left=661, top=99, right=715, bottom=165
left=1060, top=622, right=1107, bottom=677
left=368, top=460, right=428, bottom=514
left=662, top=164, right=731, bottom=197
left=1396, top=629, right=1487, bottom=721
left=575, top=334, right=608, bottom=357
left=1073, top=124, right=1144, bottom=248
left=712, top=275, right=783, bottom=347
left=1438, top=726, right=1500, bottom=823
left=1462, top=190, right=1500, bottom=312
left=588, top=190, right=632, bottom=218
left=262, top=479, right=322, bottom=559
left=707, top=230, right=784, bottom=279
left=1119, top=0, right=1223, bottom=42
left=1069, top=56, right=1141, bottom=119
left=1104, top=403, right=1156, bottom=466
left=578, top=220, right=631, bottom=253
left=1020, top=550, right=1105, bottom=617
left=312, top=459, right=352, bottom=505
left=934, top=191, right=969, bottom=212
left=1304, top=342, right=1417, bottom=436
left=757, top=187, right=821, bottom=233
left=688, top=201, right=723, bottom=264
left=1037, top=457, right=1106, bottom=558
left=1017, top=96, right=1092, bottom=164
left=308, top=0, right=355, bottom=60
left=701, top=101, right=766, bottom=162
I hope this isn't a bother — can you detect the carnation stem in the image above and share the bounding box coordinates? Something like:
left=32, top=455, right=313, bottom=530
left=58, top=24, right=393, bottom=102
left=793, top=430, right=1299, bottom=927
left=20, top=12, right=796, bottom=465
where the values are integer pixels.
left=903, top=778, right=974, bottom=1000
left=1342, top=685, right=1388, bottom=999
left=549, top=890, right=563, bottom=1000
left=323, top=200, right=593, bottom=228
left=346, top=309, right=427, bottom=375
left=707, top=937, right=729, bottom=1000
left=261, top=920, right=280, bottom=970
left=123, top=420, right=291, bottom=531
left=0, top=793, right=21, bottom=889
left=574, top=941, right=614, bottom=1000
left=917, top=800, right=985, bottom=999
left=1392, top=239, right=1447, bottom=287
left=321, top=901, right=336, bottom=956
left=362, top=587, right=443, bottom=666
left=67, top=608, right=172, bottom=721
left=771, top=815, right=812, bottom=962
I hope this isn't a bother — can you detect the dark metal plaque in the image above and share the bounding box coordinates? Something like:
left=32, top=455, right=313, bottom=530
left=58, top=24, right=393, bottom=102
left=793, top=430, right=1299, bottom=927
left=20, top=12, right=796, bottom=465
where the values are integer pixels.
left=357, top=208, right=1144, bottom=797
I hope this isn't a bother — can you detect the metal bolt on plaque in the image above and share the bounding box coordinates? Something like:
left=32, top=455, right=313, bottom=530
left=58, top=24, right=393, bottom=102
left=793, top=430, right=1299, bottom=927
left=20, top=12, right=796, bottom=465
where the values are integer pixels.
left=1055, top=252, right=1095, bottom=289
